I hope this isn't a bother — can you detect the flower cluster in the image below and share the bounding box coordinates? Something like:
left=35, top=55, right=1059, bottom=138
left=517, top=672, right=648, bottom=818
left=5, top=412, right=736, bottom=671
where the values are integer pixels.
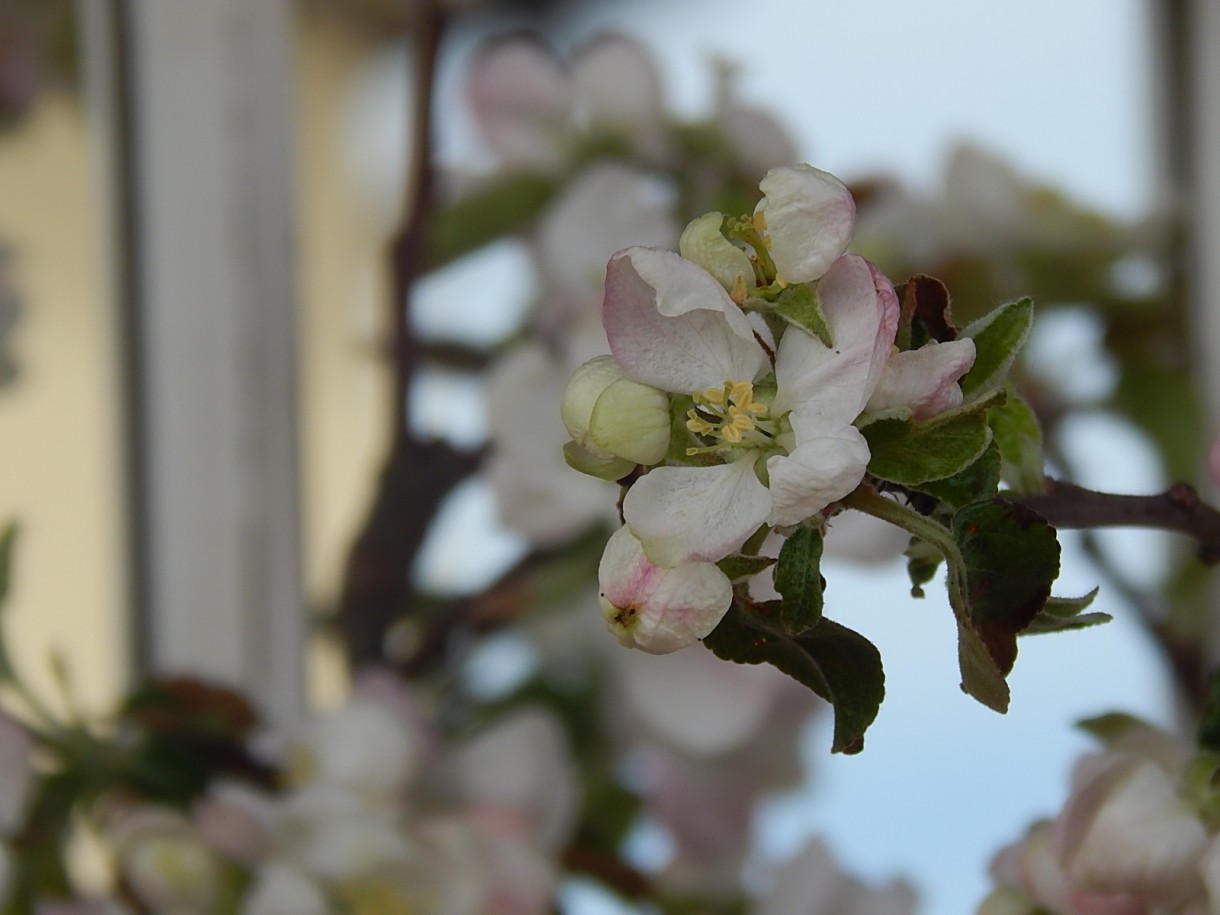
left=0, top=673, right=577, bottom=915
left=563, top=163, right=977, bottom=654
left=979, top=717, right=1220, bottom=915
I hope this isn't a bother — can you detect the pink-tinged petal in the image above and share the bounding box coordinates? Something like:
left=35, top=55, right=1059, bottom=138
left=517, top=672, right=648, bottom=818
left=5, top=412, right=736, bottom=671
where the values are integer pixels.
left=623, top=458, right=771, bottom=567
left=467, top=37, right=572, bottom=170
left=603, top=248, right=766, bottom=393
left=598, top=527, right=733, bottom=654
left=773, top=255, right=898, bottom=422
left=571, top=35, right=665, bottom=142
left=756, top=164, right=856, bottom=283
left=1054, top=754, right=1207, bottom=906
left=766, top=422, right=871, bottom=526
left=866, top=338, right=977, bottom=420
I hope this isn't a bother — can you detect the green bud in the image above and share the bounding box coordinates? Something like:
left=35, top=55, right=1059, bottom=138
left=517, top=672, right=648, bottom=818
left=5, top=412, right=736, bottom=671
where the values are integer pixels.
left=562, top=356, right=671, bottom=472
left=678, top=212, right=754, bottom=293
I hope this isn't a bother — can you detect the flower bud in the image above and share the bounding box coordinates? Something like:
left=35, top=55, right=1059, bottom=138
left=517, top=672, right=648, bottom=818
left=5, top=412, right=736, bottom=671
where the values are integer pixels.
left=562, top=356, right=670, bottom=468
left=598, top=526, right=732, bottom=653
left=679, top=212, right=754, bottom=293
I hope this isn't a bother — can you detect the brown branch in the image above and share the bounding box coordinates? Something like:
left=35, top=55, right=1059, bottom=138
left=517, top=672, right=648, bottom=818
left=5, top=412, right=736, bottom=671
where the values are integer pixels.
left=1003, top=478, right=1220, bottom=566
left=336, top=3, right=488, bottom=667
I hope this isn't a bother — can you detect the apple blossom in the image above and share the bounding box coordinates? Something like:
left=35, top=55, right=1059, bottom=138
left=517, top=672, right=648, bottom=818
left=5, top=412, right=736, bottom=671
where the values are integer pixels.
left=600, top=246, right=907, bottom=568
left=597, top=525, right=733, bottom=653
left=109, top=808, right=218, bottom=915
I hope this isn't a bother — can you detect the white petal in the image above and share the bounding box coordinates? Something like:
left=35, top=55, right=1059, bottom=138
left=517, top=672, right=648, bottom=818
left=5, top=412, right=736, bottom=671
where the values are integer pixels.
left=1057, top=755, right=1208, bottom=906
left=766, top=422, right=871, bottom=526
left=603, top=248, right=766, bottom=393
left=536, top=163, right=677, bottom=299
left=773, top=255, right=898, bottom=422
left=467, top=37, right=572, bottom=170
left=598, top=527, right=733, bottom=654
left=756, top=164, right=856, bottom=283
left=623, top=458, right=771, bottom=567
left=571, top=35, right=665, bottom=143
left=866, top=339, right=977, bottom=420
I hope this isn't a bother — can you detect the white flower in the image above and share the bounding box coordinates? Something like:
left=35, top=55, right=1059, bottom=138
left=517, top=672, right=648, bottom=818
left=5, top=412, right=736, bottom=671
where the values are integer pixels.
left=759, top=838, right=917, bottom=915
left=240, top=863, right=329, bottom=915
left=603, top=246, right=897, bottom=567
left=1053, top=752, right=1208, bottom=907
left=288, top=691, right=423, bottom=800
left=447, top=708, right=578, bottom=851
left=597, top=525, right=733, bottom=653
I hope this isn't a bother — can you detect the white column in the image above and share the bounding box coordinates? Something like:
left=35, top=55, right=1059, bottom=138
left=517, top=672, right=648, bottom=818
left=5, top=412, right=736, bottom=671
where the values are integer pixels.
left=93, top=0, right=306, bottom=724
left=1187, top=0, right=1220, bottom=442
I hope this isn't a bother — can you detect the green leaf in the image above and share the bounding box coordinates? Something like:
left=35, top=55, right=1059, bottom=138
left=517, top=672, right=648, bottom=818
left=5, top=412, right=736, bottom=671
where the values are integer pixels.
left=952, top=500, right=1061, bottom=676
left=774, top=527, right=825, bottom=635
left=704, top=605, right=884, bottom=754
left=988, top=387, right=1044, bottom=493
left=955, top=620, right=1012, bottom=713
left=961, top=298, right=1034, bottom=398
left=423, top=175, right=559, bottom=271
left=775, top=283, right=832, bottom=347
left=862, top=392, right=1002, bottom=485
left=1022, top=588, right=1110, bottom=635
left=716, top=554, right=776, bottom=583
left=912, top=440, right=1001, bottom=508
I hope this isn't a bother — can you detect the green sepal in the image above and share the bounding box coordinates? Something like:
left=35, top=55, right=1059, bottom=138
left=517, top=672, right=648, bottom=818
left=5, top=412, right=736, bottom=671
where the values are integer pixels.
left=716, top=554, right=776, bottom=583
left=774, top=527, right=825, bottom=635
left=562, top=441, right=635, bottom=481
left=775, top=283, right=832, bottom=348
left=989, top=386, right=1045, bottom=493
left=952, top=500, right=1061, bottom=677
left=862, top=390, right=1003, bottom=486
left=1023, top=588, right=1110, bottom=635
left=960, top=298, right=1034, bottom=399
left=423, top=174, right=558, bottom=271
left=704, top=603, right=884, bottom=754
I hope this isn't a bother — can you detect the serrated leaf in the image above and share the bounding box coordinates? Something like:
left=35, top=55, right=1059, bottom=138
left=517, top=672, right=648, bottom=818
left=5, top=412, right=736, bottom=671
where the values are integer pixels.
left=716, top=554, right=776, bottom=583
left=961, top=298, right=1034, bottom=398
left=775, top=283, right=832, bottom=347
left=704, top=605, right=883, bottom=754
left=775, top=527, right=825, bottom=635
left=989, top=387, right=1045, bottom=493
left=912, top=441, right=1001, bottom=508
left=952, top=500, right=1061, bottom=676
left=862, top=393, right=1001, bottom=485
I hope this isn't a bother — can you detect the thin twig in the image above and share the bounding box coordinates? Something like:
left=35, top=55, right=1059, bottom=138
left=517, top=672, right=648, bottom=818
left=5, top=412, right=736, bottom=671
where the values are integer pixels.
left=1003, top=478, right=1220, bottom=566
left=336, top=3, right=486, bottom=667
